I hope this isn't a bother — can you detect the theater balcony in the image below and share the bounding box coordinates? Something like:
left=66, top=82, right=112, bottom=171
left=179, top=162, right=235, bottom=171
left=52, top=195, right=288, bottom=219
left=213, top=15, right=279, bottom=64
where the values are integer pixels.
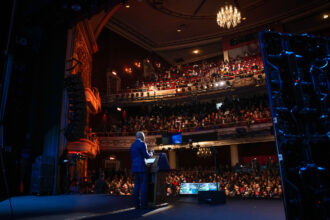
left=66, top=137, right=100, bottom=158
left=102, top=75, right=266, bottom=106
left=97, top=122, right=274, bottom=152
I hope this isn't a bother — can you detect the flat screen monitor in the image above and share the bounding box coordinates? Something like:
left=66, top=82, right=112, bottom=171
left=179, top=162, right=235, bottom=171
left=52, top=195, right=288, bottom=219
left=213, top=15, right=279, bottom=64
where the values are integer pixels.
left=179, top=183, right=199, bottom=195
left=171, top=133, right=182, bottom=144
left=198, top=183, right=219, bottom=191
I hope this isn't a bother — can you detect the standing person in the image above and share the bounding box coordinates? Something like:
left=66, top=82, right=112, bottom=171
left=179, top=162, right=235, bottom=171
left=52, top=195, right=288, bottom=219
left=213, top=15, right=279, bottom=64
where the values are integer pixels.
left=95, top=173, right=107, bottom=194
left=130, top=131, right=153, bottom=209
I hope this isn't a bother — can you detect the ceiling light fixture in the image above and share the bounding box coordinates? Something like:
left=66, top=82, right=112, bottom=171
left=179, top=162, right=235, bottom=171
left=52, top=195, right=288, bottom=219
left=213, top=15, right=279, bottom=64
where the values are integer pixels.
left=193, top=49, right=200, bottom=54
left=197, top=147, right=212, bottom=158
left=177, top=29, right=182, bottom=32
left=217, top=2, right=242, bottom=29
left=323, top=14, right=329, bottom=19
left=125, top=4, right=130, bottom=8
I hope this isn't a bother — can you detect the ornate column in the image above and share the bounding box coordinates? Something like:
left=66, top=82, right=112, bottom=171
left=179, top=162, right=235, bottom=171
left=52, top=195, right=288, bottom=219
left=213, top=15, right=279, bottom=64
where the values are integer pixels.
left=169, top=150, right=177, bottom=170
left=230, top=144, right=239, bottom=167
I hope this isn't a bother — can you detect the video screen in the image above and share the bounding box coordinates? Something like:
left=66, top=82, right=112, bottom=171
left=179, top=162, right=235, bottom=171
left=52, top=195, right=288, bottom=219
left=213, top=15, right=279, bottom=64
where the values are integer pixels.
left=171, top=133, right=182, bottom=144
left=198, top=183, right=219, bottom=191
left=179, top=183, right=199, bottom=195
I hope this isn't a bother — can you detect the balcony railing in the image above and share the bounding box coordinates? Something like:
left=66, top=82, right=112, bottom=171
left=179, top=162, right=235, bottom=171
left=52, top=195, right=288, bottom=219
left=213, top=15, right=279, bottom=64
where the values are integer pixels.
left=103, top=74, right=266, bottom=104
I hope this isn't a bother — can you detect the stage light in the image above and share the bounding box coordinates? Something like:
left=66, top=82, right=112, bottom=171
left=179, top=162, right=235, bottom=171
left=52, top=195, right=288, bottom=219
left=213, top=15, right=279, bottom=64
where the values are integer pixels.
left=112, top=71, right=117, bottom=76
left=117, top=107, right=122, bottom=112
left=124, top=67, right=132, bottom=73
left=193, top=50, right=200, bottom=54
left=323, top=14, right=329, bottom=19
left=134, top=62, right=141, bottom=68
left=109, top=156, right=116, bottom=160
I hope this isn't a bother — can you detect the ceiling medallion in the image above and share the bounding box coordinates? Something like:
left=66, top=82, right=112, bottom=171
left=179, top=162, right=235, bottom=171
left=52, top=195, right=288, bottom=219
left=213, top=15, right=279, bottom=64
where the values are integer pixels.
left=217, top=3, right=241, bottom=29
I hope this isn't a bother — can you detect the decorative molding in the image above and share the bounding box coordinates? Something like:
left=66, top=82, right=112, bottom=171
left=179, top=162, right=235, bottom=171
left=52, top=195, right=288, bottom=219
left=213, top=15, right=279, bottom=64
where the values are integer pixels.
left=73, top=24, right=93, bottom=88
left=98, top=123, right=273, bottom=151
left=154, top=135, right=275, bottom=151
left=106, top=18, right=156, bottom=51
left=99, top=135, right=160, bottom=151
left=83, top=19, right=99, bottom=53
left=94, top=4, right=122, bottom=40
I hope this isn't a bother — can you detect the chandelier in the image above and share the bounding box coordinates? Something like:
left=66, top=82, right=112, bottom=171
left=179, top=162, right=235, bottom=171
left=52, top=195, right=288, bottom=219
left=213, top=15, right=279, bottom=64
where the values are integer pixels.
left=216, top=3, right=241, bottom=29
left=197, top=147, right=212, bottom=158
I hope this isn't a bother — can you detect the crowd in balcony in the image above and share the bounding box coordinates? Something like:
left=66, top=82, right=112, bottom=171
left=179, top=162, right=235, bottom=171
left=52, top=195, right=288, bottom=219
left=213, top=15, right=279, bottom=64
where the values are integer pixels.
left=130, top=54, right=264, bottom=93
left=104, top=94, right=271, bottom=136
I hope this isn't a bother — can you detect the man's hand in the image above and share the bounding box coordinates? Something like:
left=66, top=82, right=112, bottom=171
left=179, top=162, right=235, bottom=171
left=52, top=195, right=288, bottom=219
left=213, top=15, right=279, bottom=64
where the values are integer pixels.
left=150, top=149, right=154, bottom=157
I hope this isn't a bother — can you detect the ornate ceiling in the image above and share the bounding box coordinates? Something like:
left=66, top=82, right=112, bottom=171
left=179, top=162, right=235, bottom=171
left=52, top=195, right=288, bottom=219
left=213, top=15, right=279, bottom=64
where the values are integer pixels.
left=105, top=0, right=329, bottom=64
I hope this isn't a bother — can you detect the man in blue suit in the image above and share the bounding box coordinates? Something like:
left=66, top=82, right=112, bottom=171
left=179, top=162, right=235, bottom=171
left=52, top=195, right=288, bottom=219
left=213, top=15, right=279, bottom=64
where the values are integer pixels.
left=130, top=131, right=153, bottom=208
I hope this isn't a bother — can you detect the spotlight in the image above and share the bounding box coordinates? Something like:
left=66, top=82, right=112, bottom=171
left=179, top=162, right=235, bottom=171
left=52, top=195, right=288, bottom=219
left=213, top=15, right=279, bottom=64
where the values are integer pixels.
left=124, top=67, right=132, bottom=73
left=134, top=62, right=141, bottom=68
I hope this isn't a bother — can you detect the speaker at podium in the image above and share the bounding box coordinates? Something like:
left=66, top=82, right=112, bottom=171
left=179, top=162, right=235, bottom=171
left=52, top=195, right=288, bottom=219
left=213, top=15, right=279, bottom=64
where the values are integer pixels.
left=146, top=153, right=170, bottom=206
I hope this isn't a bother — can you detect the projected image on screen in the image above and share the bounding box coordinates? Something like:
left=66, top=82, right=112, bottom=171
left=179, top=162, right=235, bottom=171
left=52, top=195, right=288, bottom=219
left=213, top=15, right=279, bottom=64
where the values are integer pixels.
left=179, top=183, right=199, bottom=195
left=199, top=183, right=219, bottom=191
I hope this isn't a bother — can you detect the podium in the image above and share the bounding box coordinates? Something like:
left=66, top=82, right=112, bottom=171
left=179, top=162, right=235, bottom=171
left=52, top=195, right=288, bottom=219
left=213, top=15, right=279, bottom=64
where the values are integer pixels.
left=146, top=153, right=170, bottom=206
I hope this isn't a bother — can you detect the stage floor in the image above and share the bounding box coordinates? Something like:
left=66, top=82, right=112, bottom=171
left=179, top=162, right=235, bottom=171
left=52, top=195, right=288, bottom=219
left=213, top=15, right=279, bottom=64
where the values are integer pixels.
left=0, top=195, right=285, bottom=220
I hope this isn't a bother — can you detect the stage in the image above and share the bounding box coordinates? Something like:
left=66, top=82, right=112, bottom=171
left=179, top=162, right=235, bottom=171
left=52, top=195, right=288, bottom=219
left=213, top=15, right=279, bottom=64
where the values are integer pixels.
left=0, top=194, right=285, bottom=220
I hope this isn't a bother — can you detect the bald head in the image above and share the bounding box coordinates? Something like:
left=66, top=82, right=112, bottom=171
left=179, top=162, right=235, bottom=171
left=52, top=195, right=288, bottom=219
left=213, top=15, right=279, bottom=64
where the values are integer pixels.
left=136, top=131, right=145, bottom=141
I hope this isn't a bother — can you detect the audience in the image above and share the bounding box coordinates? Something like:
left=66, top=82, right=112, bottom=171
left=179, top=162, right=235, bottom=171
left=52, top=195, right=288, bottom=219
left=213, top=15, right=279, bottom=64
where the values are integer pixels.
left=102, top=94, right=271, bottom=136
left=165, top=161, right=281, bottom=199
left=120, top=54, right=264, bottom=93
left=88, top=160, right=282, bottom=199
